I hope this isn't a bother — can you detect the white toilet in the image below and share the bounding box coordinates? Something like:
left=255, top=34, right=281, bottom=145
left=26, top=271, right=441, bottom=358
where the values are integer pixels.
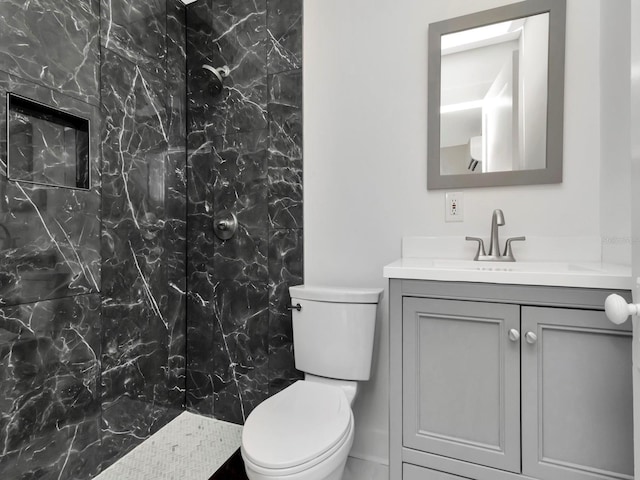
left=241, top=285, right=382, bottom=480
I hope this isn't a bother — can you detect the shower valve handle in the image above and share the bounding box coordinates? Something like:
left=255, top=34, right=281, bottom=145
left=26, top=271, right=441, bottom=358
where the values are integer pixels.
left=213, top=211, right=238, bottom=240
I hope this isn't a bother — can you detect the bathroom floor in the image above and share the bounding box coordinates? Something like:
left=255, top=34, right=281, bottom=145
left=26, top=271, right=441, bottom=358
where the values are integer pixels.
left=208, top=450, right=248, bottom=480
left=94, top=411, right=247, bottom=480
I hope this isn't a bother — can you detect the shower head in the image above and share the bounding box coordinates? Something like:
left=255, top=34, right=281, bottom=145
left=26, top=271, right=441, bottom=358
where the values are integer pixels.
left=202, top=64, right=230, bottom=93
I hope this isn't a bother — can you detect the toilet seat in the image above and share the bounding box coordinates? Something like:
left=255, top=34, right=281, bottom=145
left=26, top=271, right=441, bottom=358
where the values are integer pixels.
left=242, top=381, right=352, bottom=474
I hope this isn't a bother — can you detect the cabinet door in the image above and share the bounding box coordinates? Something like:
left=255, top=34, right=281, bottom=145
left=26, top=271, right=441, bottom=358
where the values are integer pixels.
left=402, top=297, right=521, bottom=472
left=521, top=307, right=634, bottom=480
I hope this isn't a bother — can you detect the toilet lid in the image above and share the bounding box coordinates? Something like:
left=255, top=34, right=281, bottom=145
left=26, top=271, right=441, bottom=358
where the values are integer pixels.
left=242, top=381, right=352, bottom=470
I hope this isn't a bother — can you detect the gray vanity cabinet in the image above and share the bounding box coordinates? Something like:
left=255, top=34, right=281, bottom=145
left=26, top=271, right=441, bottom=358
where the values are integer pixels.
left=520, top=307, right=634, bottom=480
left=390, top=280, right=634, bottom=480
left=402, top=297, right=521, bottom=473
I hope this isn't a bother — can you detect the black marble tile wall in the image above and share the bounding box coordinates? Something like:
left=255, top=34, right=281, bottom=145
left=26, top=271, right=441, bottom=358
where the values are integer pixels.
left=268, top=69, right=303, bottom=230
left=100, top=0, right=167, bottom=78
left=0, top=0, right=101, bottom=106
left=0, top=0, right=187, bottom=478
left=0, top=6, right=103, bottom=474
left=267, top=0, right=303, bottom=74
left=268, top=228, right=303, bottom=394
left=100, top=397, right=182, bottom=471
left=0, top=0, right=299, bottom=475
left=0, top=73, right=102, bottom=308
left=187, top=0, right=268, bottom=138
left=0, top=294, right=102, bottom=480
left=166, top=0, right=188, bottom=409
left=99, top=0, right=187, bottom=468
left=186, top=0, right=303, bottom=424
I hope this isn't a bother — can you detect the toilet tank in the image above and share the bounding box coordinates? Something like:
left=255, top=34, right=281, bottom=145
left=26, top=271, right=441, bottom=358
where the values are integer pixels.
left=289, top=285, right=382, bottom=381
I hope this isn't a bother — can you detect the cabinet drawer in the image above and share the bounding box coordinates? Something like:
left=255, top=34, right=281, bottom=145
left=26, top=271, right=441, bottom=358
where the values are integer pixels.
left=404, top=463, right=472, bottom=480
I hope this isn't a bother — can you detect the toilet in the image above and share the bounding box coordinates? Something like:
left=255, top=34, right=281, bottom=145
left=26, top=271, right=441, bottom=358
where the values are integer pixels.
left=241, top=285, right=383, bottom=480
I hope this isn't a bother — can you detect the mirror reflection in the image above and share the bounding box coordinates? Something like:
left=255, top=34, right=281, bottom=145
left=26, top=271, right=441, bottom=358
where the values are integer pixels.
left=440, top=13, right=549, bottom=176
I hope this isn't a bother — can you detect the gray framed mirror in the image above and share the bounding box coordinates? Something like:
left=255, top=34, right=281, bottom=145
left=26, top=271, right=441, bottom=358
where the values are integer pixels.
left=427, top=0, right=566, bottom=189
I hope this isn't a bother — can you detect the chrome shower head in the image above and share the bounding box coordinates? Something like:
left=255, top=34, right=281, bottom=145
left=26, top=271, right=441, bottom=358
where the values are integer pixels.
left=202, top=64, right=230, bottom=94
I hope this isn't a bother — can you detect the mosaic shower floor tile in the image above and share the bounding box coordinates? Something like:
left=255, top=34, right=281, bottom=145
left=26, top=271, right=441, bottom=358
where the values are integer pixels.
left=94, top=411, right=243, bottom=480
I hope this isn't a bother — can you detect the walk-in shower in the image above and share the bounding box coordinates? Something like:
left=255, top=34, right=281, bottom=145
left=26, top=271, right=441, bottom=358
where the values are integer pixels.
left=0, top=0, right=303, bottom=477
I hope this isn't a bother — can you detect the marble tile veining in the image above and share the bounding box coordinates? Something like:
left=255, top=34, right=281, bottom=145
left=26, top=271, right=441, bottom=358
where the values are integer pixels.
left=267, top=0, right=303, bottom=74
left=0, top=0, right=300, bottom=476
left=165, top=1, right=188, bottom=410
left=268, top=69, right=302, bottom=230
left=186, top=0, right=303, bottom=420
left=101, top=0, right=167, bottom=78
left=0, top=0, right=100, bottom=105
left=211, top=280, right=270, bottom=423
left=0, top=294, right=102, bottom=480
left=100, top=398, right=182, bottom=471
left=0, top=0, right=189, bottom=478
left=187, top=0, right=268, bottom=136
left=100, top=44, right=174, bottom=412
left=0, top=72, right=101, bottom=308
left=268, top=228, right=303, bottom=394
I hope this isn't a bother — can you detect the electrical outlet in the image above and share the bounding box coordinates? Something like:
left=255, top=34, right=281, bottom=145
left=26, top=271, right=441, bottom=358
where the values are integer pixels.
left=445, top=192, right=463, bottom=222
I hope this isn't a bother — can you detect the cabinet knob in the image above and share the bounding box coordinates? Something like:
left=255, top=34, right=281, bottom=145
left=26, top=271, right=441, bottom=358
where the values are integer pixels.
left=525, top=331, right=537, bottom=344
left=508, top=329, right=520, bottom=342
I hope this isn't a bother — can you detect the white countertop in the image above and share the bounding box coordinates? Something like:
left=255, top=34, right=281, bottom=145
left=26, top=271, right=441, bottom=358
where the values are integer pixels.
left=383, top=258, right=631, bottom=289
left=384, top=237, right=632, bottom=290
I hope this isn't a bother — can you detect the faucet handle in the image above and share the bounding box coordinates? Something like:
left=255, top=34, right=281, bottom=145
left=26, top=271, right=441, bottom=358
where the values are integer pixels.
left=465, top=236, right=486, bottom=261
left=503, top=236, right=526, bottom=260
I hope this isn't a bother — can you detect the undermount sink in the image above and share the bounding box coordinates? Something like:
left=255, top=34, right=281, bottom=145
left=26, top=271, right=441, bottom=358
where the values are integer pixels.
left=430, top=259, right=599, bottom=273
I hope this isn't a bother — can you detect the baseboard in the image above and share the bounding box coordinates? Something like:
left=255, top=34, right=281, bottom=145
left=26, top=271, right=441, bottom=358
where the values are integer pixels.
left=348, top=452, right=390, bottom=467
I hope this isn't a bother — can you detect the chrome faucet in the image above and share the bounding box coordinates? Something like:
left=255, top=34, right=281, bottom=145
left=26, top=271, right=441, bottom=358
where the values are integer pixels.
left=465, top=209, right=525, bottom=262
left=488, top=209, right=504, bottom=257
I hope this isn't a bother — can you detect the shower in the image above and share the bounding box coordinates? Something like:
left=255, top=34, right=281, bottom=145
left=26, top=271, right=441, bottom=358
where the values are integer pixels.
left=202, top=64, right=230, bottom=95
left=0, top=0, right=303, bottom=477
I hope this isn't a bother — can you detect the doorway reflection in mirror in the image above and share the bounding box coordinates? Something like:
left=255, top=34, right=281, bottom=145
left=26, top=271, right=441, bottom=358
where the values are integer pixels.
left=439, top=13, right=549, bottom=176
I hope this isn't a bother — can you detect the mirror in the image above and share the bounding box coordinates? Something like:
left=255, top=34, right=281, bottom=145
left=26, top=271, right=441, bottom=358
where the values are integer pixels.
left=427, top=0, right=566, bottom=189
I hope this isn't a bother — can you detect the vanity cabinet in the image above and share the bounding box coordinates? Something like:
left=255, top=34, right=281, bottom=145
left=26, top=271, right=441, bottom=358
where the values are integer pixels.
left=390, top=280, right=634, bottom=480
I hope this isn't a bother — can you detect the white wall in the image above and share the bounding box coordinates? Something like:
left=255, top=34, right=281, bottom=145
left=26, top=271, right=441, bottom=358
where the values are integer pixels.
left=303, top=0, right=625, bottom=464
left=600, top=1, right=632, bottom=264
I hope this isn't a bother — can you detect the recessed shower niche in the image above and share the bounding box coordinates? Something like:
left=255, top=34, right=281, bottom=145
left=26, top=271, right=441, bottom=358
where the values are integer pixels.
left=6, top=92, right=90, bottom=190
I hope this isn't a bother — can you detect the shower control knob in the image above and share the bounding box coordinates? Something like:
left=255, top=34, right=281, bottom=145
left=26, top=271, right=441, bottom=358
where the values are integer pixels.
left=604, top=294, right=638, bottom=325
left=525, top=332, right=537, bottom=344
left=213, top=210, right=238, bottom=240
left=508, top=329, right=520, bottom=342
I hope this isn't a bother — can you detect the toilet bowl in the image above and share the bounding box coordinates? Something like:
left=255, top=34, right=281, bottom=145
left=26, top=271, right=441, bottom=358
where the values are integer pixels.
left=241, top=285, right=382, bottom=480
left=241, top=380, right=355, bottom=480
